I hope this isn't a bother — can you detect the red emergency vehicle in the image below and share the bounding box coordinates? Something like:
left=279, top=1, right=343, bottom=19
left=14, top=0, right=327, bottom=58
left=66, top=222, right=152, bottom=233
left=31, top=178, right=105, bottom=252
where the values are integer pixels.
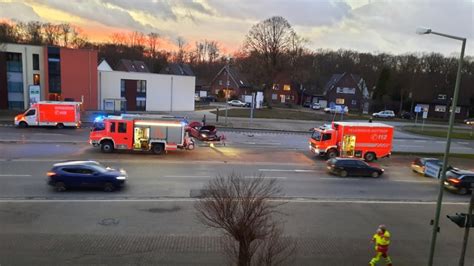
left=14, top=101, right=81, bottom=128
left=309, top=122, right=394, bottom=161
left=89, top=114, right=194, bottom=155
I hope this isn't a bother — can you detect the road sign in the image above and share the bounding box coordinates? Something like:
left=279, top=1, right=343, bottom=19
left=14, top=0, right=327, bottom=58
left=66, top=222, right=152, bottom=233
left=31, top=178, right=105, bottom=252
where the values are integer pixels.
left=423, top=111, right=428, bottom=119
left=415, top=105, right=422, bottom=113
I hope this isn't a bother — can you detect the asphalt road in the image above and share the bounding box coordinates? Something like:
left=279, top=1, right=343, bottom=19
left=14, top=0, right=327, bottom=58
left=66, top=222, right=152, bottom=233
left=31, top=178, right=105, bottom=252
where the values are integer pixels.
left=0, top=126, right=473, bottom=265
left=0, top=126, right=473, bottom=154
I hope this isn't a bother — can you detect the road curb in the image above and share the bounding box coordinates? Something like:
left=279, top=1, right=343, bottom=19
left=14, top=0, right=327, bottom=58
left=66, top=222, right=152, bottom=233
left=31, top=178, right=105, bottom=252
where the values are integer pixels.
left=0, top=140, right=86, bottom=144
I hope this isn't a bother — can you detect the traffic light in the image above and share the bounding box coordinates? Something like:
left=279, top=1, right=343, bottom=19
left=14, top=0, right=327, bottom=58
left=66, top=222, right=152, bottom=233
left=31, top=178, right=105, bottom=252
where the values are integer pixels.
left=447, top=213, right=474, bottom=228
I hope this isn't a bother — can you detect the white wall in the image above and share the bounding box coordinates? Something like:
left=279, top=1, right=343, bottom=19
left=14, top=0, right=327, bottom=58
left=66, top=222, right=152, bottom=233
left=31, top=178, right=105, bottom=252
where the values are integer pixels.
left=99, top=70, right=195, bottom=111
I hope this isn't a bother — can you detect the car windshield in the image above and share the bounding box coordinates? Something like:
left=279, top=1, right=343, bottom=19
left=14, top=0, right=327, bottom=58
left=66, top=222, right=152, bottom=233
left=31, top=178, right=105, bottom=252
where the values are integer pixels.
left=311, top=131, right=321, bottom=141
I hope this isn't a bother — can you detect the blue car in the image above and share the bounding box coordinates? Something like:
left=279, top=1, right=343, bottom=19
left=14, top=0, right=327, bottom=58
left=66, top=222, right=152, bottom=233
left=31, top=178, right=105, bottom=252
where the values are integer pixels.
left=47, top=161, right=127, bottom=192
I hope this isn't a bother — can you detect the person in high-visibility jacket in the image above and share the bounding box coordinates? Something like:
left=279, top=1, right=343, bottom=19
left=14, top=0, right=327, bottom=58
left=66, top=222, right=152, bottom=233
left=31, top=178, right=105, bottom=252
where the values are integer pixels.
left=369, top=224, right=392, bottom=266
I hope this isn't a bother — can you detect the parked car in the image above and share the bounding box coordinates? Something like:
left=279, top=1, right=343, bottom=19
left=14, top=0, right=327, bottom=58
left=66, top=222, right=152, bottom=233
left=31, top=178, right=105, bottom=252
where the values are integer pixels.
left=303, top=101, right=312, bottom=108
left=227, top=100, right=248, bottom=107
left=47, top=160, right=127, bottom=192
left=326, top=158, right=384, bottom=178
left=411, top=157, right=452, bottom=176
left=444, top=168, right=474, bottom=194
left=194, top=95, right=201, bottom=102
left=324, top=106, right=348, bottom=114
left=372, top=110, right=395, bottom=118
left=400, top=111, right=414, bottom=120
left=464, top=118, right=474, bottom=125
left=199, top=96, right=217, bottom=103
left=186, top=121, right=224, bottom=142
left=311, top=103, right=321, bottom=110
left=411, top=158, right=441, bottom=175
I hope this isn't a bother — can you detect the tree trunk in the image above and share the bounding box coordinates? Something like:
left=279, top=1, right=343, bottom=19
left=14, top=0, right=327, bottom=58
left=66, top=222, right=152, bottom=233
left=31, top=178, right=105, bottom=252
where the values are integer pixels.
left=238, top=240, right=252, bottom=266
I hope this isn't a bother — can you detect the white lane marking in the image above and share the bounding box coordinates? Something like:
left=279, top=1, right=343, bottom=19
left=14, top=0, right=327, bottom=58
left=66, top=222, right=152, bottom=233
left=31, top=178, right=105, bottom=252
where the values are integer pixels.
left=435, top=141, right=445, bottom=144
left=0, top=198, right=466, bottom=205
left=389, top=180, right=433, bottom=183
left=242, top=142, right=280, bottom=145
left=458, top=142, right=469, bottom=145
left=455, top=147, right=473, bottom=150
left=163, top=175, right=211, bottom=178
left=0, top=174, right=32, bottom=177
left=414, top=140, right=427, bottom=143
left=397, top=145, right=424, bottom=148
left=258, top=169, right=317, bottom=173
left=245, top=176, right=287, bottom=179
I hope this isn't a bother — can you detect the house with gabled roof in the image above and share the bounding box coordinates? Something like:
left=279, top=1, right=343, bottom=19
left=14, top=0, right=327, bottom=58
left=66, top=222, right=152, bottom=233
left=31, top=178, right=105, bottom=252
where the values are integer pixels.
left=209, top=65, right=254, bottom=99
left=323, top=72, right=369, bottom=112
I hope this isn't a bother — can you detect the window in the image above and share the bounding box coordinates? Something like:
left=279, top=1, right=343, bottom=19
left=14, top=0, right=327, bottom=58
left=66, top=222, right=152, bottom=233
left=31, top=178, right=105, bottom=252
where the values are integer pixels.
left=283, top=85, right=291, bottom=91
left=272, top=84, right=280, bottom=90
left=272, top=94, right=277, bottom=100
left=25, top=109, right=36, bottom=116
left=136, top=98, right=146, bottom=111
left=110, top=122, right=116, bottom=132
left=137, top=80, right=146, bottom=94
left=226, top=80, right=230, bottom=86
left=351, top=100, right=357, bottom=105
left=120, top=80, right=125, bottom=98
left=118, top=122, right=127, bottom=133
left=336, top=98, right=345, bottom=104
left=33, top=74, right=40, bottom=85
left=449, top=106, right=461, bottom=114
left=219, top=80, right=222, bottom=85
left=322, top=134, right=331, bottom=141
left=33, top=54, right=39, bottom=70
left=438, top=94, right=447, bottom=100
left=62, top=168, right=80, bottom=174
left=435, top=105, right=446, bottom=112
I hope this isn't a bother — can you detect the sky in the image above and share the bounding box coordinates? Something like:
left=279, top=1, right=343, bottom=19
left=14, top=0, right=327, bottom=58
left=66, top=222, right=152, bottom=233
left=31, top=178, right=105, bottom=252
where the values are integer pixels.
left=0, top=0, right=473, bottom=56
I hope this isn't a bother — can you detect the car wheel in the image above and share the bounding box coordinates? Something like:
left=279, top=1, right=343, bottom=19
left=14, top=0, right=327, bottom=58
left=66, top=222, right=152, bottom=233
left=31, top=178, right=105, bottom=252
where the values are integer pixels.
left=458, top=187, right=468, bottom=195
left=56, top=123, right=64, bottom=129
left=339, top=170, right=348, bottom=177
left=104, top=182, right=115, bottom=192
left=371, top=171, right=380, bottom=178
left=55, top=182, right=66, bottom=192
left=18, top=121, right=28, bottom=128
left=364, top=152, right=376, bottom=162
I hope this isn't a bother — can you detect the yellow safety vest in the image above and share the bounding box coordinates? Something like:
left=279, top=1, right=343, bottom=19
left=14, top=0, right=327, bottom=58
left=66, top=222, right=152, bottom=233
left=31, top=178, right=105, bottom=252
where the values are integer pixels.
left=373, top=230, right=391, bottom=251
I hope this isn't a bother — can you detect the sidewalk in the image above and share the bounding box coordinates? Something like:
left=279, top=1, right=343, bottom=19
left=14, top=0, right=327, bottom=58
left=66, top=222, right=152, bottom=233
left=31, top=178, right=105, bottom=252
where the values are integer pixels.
left=0, top=109, right=470, bottom=133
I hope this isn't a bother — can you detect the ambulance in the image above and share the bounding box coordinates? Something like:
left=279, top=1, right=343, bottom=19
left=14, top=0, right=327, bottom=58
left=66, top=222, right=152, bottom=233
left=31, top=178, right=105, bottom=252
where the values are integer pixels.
left=14, top=101, right=81, bottom=128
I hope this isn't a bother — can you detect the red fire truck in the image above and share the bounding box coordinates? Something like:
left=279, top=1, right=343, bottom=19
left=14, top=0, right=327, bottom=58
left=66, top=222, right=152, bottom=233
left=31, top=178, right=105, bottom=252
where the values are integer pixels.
left=309, top=122, right=394, bottom=161
left=14, top=101, right=81, bottom=128
left=89, top=114, right=194, bottom=155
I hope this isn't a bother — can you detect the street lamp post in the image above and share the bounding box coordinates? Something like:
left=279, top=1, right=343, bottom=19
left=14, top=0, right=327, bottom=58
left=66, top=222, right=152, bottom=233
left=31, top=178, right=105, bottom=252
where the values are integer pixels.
left=417, top=27, right=467, bottom=266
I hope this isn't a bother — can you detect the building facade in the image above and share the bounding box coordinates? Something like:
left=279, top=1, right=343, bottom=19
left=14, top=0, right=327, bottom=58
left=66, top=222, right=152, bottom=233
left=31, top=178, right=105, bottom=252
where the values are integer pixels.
left=0, top=43, right=98, bottom=110
left=99, top=70, right=195, bottom=112
left=0, top=43, right=45, bottom=109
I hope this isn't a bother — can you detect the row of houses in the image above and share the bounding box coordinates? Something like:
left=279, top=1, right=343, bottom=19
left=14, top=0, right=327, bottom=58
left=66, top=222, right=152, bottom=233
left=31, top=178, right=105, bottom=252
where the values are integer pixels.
left=0, top=43, right=470, bottom=118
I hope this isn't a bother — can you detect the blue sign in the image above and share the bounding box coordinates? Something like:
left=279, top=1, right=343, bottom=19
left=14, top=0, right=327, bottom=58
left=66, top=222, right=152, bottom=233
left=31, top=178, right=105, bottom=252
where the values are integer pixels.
left=415, top=105, right=422, bottom=113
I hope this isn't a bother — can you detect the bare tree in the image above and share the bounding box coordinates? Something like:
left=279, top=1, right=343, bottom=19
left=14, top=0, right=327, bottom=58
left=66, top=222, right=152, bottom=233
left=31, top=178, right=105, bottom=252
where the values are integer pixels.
left=195, top=173, right=294, bottom=266
left=42, top=23, right=61, bottom=45
left=25, top=21, right=43, bottom=45
left=174, top=36, right=187, bottom=63
left=147, top=32, right=160, bottom=58
left=58, top=23, right=71, bottom=47
left=243, top=16, right=303, bottom=105
left=110, top=32, right=128, bottom=46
